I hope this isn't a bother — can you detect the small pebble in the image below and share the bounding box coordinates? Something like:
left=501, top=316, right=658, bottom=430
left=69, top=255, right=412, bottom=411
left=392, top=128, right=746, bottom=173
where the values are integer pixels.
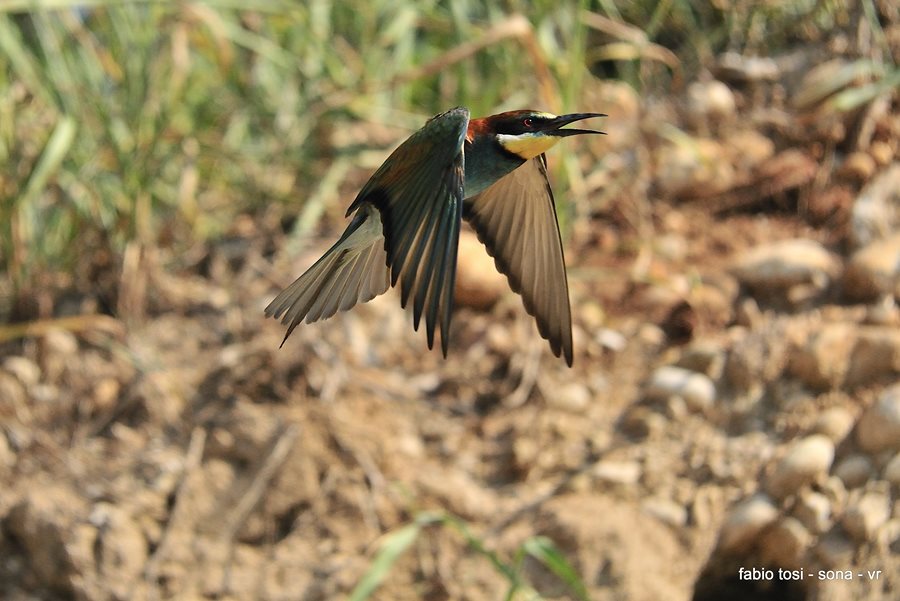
left=731, top=238, right=839, bottom=292
left=2, top=357, right=41, bottom=387
left=593, top=460, right=642, bottom=485
left=43, top=328, right=79, bottom=355
left=794, top=490, right=832, bottom=533
left=767, top=434, right=835, bottom=499
left=832, top=454, right=873, bottom=489
left=850, top=163, right=900, bottom=248
left=856, top=384, right=900, bottom=453
left=845, top=327, right=900, bottom=388
left=596, top=328, right=627, bottom=352
left=761, top=517, right=811, bottom=567
left=676, top=343, right=726, bottom=379
left=813, top=406, right=856, bottom=442
left=786, top=322, right=856, bottom=390
left=842, top=491, right=890, bottom=542
left=687, top=80, right=736, bottom=121
left=837, top=151, right=876, bottom=183
left=844, top=233, right=900, bottom=301
left=645, top=366, right=716, bottom=412
left=642, top=497, right=688, bottom=528
left=550, top=382, right=591, bottom=413
left=718, top=493, right=779, bottom=553
left=864, top=295, right=899, bottom=326
left=883, top=452, right=900, bottom=485
left=815, top=532, right=855, bottom=568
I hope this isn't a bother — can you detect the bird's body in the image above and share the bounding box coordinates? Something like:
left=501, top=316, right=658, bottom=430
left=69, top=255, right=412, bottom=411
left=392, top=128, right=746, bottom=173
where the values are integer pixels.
left=266, top=107, right=604, bottom=366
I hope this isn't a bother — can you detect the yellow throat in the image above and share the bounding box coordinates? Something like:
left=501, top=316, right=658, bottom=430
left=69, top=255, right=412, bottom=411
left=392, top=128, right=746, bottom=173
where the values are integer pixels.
left=496, top=132, right=563, bottom=160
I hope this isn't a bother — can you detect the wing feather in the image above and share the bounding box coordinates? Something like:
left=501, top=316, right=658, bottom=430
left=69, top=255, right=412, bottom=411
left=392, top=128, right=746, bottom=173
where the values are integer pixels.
left=265, top=207, right=390, bottom=344
left=463, top=155, right=574, bottom=365
left=346, top=107, right=469, bottom=355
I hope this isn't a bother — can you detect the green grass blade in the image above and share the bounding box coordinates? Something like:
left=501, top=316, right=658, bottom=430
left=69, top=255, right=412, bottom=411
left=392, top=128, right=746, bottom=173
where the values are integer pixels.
left=522, top=536, right=590, bottom=601
left=348, top=521, right=422, bottom=601
left=19, top=115, right=77, bottom=208
left=0, top=15, right=57, bottom=109
left=829, top=68, right=900, bottom=112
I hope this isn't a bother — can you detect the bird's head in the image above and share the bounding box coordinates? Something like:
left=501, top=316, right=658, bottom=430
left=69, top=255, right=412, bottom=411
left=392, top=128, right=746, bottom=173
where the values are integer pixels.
left=472, top=110, right=606, bottom=160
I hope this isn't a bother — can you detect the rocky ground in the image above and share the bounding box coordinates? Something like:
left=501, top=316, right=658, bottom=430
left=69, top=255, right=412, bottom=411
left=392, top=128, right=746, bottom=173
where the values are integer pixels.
left=2, top=33, right=900, bottom=601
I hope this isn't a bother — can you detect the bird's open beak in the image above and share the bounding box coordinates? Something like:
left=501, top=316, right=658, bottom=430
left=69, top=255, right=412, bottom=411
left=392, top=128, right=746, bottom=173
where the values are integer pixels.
left=543, top=112, right=607, bottom=137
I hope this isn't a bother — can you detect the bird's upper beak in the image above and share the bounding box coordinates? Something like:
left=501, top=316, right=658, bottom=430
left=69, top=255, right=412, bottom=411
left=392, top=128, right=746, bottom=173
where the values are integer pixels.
left=541, top=113, right=607, bottom=137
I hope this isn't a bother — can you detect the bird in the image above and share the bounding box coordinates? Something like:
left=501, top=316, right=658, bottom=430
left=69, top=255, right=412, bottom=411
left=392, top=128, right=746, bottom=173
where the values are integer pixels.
left=266, top=107, right=605, bottom=366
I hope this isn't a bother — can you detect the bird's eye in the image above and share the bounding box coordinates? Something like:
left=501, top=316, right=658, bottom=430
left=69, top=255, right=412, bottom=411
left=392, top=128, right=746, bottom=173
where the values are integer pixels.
left=523, top=118, right=534, bottom=128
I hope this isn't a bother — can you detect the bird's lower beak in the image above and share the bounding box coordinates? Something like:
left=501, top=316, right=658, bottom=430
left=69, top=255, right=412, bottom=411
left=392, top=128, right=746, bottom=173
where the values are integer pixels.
left=544, top=112, right=607, bottom=137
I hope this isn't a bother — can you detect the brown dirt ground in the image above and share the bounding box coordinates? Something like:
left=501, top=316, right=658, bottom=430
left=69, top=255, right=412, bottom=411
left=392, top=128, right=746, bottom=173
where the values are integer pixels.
left=2, top=37, right=900, bottom=601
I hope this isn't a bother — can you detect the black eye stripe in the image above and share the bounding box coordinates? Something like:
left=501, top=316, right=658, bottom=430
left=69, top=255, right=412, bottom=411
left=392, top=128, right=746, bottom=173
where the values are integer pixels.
left=496, top=116, right=542, bottom=135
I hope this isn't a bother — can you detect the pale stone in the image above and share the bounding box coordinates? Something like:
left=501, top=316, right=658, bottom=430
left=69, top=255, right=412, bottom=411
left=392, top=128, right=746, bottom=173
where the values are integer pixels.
left=642, top=497, right=688, bottom=528
left=645, top=366, right=716, bottom=412
left=787, top=322, right=855, bottom=390
left=850, top=163, right=900, bottom=248
left=767, top=435, right=835, bottom=499
left=732, top=239, right=839, bottom=291
left=794, top=490, right=832, bottom=533
left=815, top=532, right=855, bottom=568
left=813, top=407, right=856, bottom=443
left=842, top=491, right=890, bottom=542
left=761, top=517, right=811, bottom=568
left=2, top=356, right=41, bottom=387
left=676, top=342, right=726, bottom=379
left=856, top=384, right=900, bottom=453
left=718, top=494, right=779, bottom=553
left=687, top=80, right=736, bottom=120
left=883, top=453, right=900, bottom=485
left=592, top=460, right=642, bottom=485
left=832, top=454, right=873, bottom=489
left=844, top=233, right=900, bottom=301
left=550, top=382, right=591, bottom=413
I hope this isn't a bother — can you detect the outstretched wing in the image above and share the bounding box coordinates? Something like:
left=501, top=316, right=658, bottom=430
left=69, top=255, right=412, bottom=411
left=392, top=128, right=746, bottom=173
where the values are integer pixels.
left=265, top=205, right=391, bottom=345
left=463, top=155, right=573, bottom=366
left=347, top=107, right=470, bottom=355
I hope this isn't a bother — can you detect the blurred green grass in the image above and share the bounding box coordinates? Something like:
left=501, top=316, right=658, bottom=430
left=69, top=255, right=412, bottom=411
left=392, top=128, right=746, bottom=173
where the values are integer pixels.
left=0, top=0, right=866, bottom=309
left=0, top=2, right=587, bottom=288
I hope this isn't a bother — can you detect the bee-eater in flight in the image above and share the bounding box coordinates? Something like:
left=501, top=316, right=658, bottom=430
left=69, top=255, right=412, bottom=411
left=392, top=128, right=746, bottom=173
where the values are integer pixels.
left=266, top=107, right=605, bottom=366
